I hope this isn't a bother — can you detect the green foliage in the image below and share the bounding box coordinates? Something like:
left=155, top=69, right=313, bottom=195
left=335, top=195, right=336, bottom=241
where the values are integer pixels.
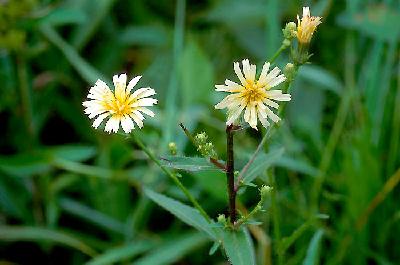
left=1, top=0, right=400, bottom=264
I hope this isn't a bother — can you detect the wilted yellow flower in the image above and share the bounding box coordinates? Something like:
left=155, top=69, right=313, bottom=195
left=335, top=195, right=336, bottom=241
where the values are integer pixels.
left=83, top=74, right=157, bottom=133
left=215, top=59, right=291, bottom=129
left=296, top=6, right=322, bottom=44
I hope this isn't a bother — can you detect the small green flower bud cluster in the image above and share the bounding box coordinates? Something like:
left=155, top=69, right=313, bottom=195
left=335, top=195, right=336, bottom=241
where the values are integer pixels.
left=217, top=214, right=227, bottom=226
left=194, top=132, right=218, bottom=159
left=168, top=142, right=177, bottom=155
left=282, top=22, right=297, bottom=40
left=260, top=185, right=273, bottom=201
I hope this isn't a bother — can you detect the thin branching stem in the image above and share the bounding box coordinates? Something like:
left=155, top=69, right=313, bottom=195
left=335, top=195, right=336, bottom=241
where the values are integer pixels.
left=179, top=123, right=227, bottom=171
left=132, top=133, right=211, bottom=222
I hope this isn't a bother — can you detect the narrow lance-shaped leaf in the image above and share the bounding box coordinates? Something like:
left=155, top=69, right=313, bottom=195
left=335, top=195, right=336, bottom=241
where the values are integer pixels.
left=303, top=229, right=324, bottom=265
left=0, top=226, right=97, bottom=257
left=221, top=227, right=256, bottom=265
left=160, top=156, right=223, bottom=172
left=143, top=188, right=217, bottom=240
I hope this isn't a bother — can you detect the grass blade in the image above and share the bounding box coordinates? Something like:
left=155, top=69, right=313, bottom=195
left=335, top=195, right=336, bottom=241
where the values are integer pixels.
left=0, top=226, right=97, bottom=257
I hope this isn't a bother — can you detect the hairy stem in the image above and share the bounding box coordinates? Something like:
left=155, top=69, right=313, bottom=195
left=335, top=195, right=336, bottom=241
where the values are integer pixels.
left=132, top=133, right=211, bottom=222
left=226, top=125, right=236, bottom=222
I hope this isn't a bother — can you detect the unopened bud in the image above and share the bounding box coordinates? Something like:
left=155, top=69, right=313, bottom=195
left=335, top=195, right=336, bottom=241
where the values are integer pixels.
left=217, top=214, right=227, bottom=225
left=260, top=185, right=273, bottom=199
left=168, top=142, right=177, bottom=155
left=284, top=63, right=296, bottom=82
left=282, top=22, right=297, bottom=40
left=194, top=132, right=208, bottom=145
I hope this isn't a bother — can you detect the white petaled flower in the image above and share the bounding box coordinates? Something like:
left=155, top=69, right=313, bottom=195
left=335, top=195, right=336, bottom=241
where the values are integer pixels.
left=296, top=6, right=322, bottom=44
left=215, top=59, right=291, bottom=129
left=83, top=74, right=157, bottom=133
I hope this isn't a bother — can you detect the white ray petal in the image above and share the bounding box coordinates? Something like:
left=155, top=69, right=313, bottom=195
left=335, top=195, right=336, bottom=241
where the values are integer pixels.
left=137, top=107, right=155, bottom=117
left=265, top=107, right=281, bottom=123
left=226, top=104, right=245, bottom=125
left=130, top=113, right=144, bottom=128
left=268, top=74, right=286, bottom=87
left=127, top=75, right=142, bottom=94
left=105, top=116, right=120, bottom=133
left=234, top=62, right=246, bottom=86
left=121, top=115, right=135, bottom=133
left=92, top=113, right=109, bottom=129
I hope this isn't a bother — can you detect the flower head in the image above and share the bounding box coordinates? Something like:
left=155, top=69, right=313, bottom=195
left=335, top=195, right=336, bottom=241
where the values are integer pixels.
left=215, top=59, right=291, bottom=129
left=296, top=6, right=322, bottom=44
left=83, top=74, right=157, bottom=133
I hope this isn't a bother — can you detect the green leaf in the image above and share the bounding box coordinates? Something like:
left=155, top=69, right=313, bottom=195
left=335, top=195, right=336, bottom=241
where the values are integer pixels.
left=242, top=148, right=284, bottom=185
left=337, top=6, right=400, bottom=43
left=0, top=226, right=97, bottom=257
left=119, top=26, right=168, bottom=47
left=280, top=220, right=314, bottom=254
left=209, top=241, right=221, bottom=255
left=71, top=0, right=117, bottom=49
left=160, top=156, right=221, bottom=172
left=222, top=227, right=256, bottom=265
left=39, top=24, right=107, bottom=84
left=85, top=241, right=154, bottom=265
left=302, top=229, right=324, bottom=265
left=135, top=232, right=208, bottom=265
left=181, top=39, right=214, bottom=107
left=40, top=7, right=87, bottom=26
left=298, top=65, right=343, bottom=94
left=59, top=197, right=126, bottom=235
left=274, top=156, right=319, bottom=176
left=205, top=1, right=267, bottom=23
left=144, top=188, right=216, bottom=240
left=0, top=152, right=51, bottom=177
left=49, top=145, right=97, bottom=162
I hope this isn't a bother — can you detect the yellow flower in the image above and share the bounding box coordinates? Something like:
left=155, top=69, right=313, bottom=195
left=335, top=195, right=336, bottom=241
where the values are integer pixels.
left=215, top=59, right=291, bottom=129
left=83, top=74, right=157, bottom=133
left=296, top=6, right=322, bottom=44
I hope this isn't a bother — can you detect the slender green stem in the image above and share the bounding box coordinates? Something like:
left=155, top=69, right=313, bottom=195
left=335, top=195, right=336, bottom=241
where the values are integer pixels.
left=16, top=54, right=34, bottom=144
left=269, top=173, right=283, bottom=265
left=387, top=59, right=400, bottom=175
left=235, top=77, right=295, bottom=191
left=310, top=33, right=355, bottom=213
left=269, top=44, right=287, bottom=64
left=226, top=125, right=237, bottom=223
left=162, top=0, right=185, bottom=147
left=179, top=123, right=226, bottom=171
left=132, top=133, right=211, bottom=222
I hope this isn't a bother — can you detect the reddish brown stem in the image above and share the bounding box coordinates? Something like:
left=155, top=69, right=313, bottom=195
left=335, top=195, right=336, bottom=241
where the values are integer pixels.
left=226, top=125, right=236, bottom=222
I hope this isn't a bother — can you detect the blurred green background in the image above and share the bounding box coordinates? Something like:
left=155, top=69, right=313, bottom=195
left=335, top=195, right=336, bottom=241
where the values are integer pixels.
left=1, top=0, right=400, bottom=264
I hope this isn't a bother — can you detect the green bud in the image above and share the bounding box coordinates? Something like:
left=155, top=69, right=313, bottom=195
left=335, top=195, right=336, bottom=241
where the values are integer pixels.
left=194, top=132, right=208, bottom=145
left=284, top=63, right=296, bottom=82
left=282, top=22, right=297, bottom=40
left=217, top=214, right=227, bottom=225
left=194, top=131, right=218, bottom=158
left=168, top=142, right=177, bottom=155
left=260, top=185, right=273, bottom=199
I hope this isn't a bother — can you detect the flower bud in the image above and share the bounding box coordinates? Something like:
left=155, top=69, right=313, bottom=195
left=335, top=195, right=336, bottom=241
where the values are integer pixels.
left=168, top=142, right=177, bottom=155
left=282, top=22, right=297, bottom=40
left=284, top=63, right=296, bottom=82
left=217, top=214, right=227, bottom=225
left=260, top=185, right=273, bottom=200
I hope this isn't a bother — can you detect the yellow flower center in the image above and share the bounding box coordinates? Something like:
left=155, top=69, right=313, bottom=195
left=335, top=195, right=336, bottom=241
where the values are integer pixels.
left=101, top=92, right=135, bottom=117
left=240, top=80, right=267, bottom=106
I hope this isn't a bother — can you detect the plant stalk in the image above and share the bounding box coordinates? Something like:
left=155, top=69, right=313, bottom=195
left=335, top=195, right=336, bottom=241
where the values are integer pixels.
left=226, top=125, right=236, bottom=223
left=132, top=133, right=211, bottom=222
